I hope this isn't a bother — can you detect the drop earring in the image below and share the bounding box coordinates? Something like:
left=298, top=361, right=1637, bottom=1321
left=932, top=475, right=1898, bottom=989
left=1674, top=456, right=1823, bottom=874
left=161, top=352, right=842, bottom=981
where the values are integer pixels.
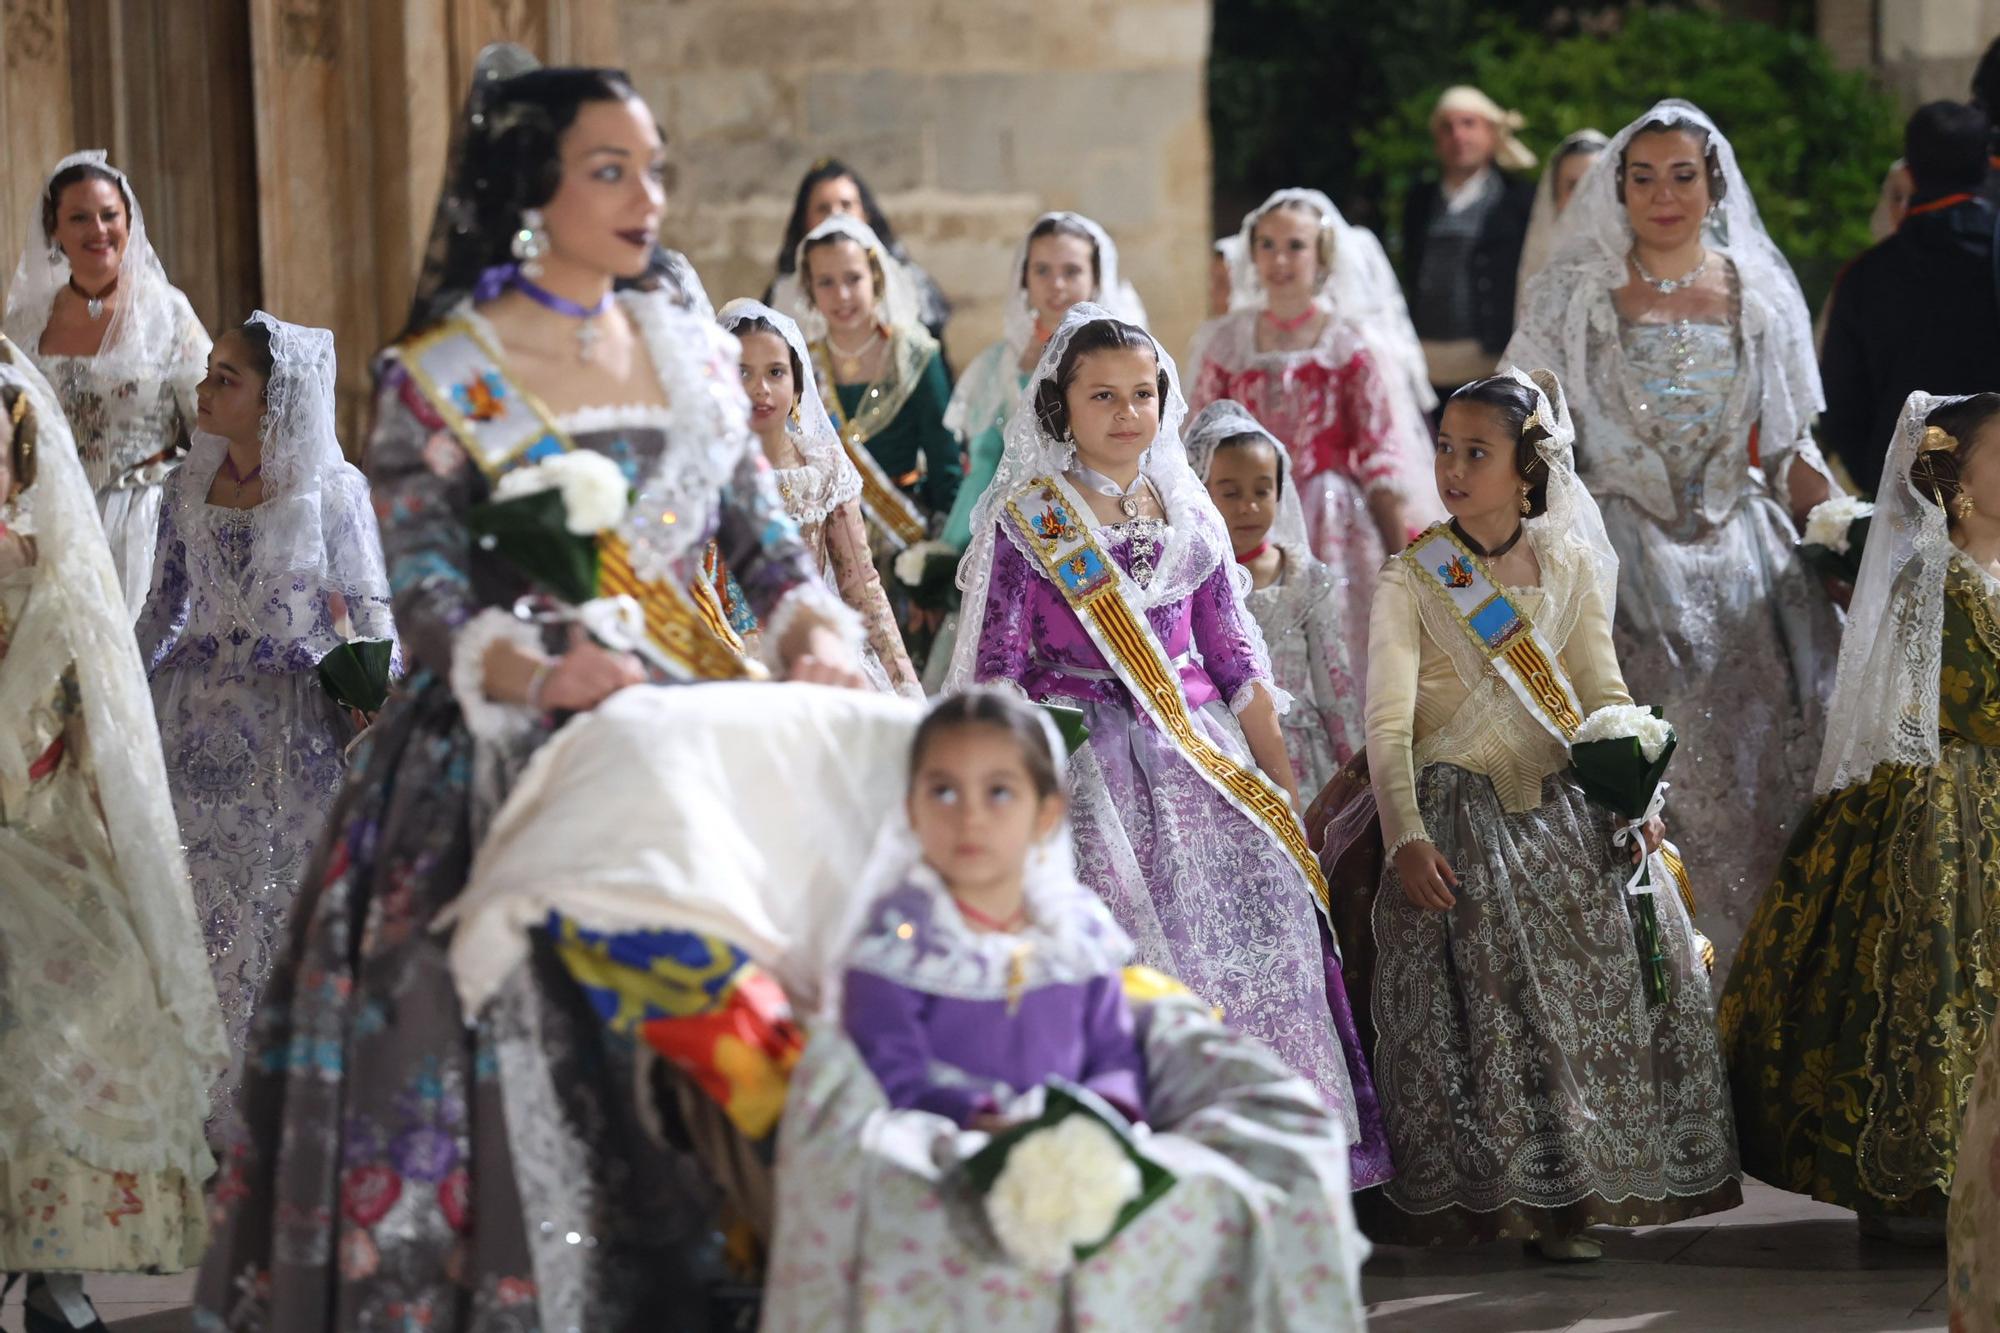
left=1955, top=492, right=1976, bottom=521
left=511, top=207, right=549, bottom=279
left=1518, top=482, right=1532, bottom=517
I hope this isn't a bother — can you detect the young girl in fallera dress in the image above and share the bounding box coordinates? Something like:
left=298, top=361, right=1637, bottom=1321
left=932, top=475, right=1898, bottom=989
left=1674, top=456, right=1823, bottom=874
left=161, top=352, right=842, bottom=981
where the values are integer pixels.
left=946, top=304, right=1391, bottom=1189
left=1361, top=369, right=1739, bottom=1258
left=763, top=688, right=1370, bottom=1330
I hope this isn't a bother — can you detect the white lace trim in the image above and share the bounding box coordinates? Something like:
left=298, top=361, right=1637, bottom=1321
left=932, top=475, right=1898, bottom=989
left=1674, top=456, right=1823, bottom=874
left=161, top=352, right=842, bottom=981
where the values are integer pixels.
left=553, top=403, right=678, bottom=435
left=450, top=607, right=544, bottom=745
left=755, top=579, right=863, bottom=677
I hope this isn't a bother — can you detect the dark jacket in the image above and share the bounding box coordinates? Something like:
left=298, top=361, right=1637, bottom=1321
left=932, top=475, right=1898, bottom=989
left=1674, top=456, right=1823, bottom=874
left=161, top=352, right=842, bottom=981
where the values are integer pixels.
left=1819, top=195, right=2000, bottom=495
left=1399, top=171, right=1536, bottom=359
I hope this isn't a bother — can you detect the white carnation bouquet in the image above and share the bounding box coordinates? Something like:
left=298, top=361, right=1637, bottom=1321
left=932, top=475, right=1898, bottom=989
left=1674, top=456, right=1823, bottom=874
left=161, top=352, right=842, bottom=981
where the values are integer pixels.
left=492, top=450, right=631, bottom=535
left=1569, top=704, right=1679, bottom=1006
left=963, top=1080, right=1172, bottom=1274
left=1798, top=495, right=1874, bottom=583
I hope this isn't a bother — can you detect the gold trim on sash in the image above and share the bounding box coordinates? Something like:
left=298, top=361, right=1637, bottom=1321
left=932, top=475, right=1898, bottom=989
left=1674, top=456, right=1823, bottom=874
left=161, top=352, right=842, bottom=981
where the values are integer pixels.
left=394, top=320, right=761, bottom=682
left=813, top=334, right=930, bottom=549
left=1003, top=477, right=1330, bottom=913
left=1405, top=523, right=1583, bottom=742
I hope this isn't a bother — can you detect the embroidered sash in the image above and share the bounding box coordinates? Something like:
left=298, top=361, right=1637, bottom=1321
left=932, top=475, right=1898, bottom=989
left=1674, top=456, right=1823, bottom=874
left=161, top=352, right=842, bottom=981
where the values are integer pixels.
left=1403, top=523, right=1583, bottom=744
left=1002, top=476, right=1331, bottom=914
left=812, top=332, right=931, bottom=549
left=397, top=318, right=761, bottom=682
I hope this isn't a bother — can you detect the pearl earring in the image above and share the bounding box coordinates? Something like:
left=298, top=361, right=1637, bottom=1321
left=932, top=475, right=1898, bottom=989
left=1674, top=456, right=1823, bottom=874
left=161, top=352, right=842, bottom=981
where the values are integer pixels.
left=511, top=207, right=549, bottom=279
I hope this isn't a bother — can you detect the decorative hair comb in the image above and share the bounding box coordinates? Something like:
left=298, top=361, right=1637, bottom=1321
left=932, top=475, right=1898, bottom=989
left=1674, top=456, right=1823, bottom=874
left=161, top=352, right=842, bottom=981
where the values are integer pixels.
left=1523, top=407, right=1542, bottom=433
left=1921, top=425, right=1959, bottom=454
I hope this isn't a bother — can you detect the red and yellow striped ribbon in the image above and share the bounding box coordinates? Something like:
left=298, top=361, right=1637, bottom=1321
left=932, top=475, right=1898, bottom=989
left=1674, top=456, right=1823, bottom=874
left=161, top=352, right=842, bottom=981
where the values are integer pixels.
left=598, top=532, right=764, bottom=681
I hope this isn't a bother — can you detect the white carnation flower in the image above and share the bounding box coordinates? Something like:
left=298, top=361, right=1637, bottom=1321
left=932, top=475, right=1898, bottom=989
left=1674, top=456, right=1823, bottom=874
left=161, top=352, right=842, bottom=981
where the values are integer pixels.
left=1572, top=703, right=1675, bottom=762
left=984, top=1114, right=1142, bottom=1274
left=493, top=452, right=630, bottom=535
left=895, top=538, right=952, bottom=587
left=1802, top=496, right=1873, bottom=554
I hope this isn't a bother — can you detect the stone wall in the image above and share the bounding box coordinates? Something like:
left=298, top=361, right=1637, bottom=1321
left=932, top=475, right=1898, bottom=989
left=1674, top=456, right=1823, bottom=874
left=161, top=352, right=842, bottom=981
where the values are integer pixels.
left=1820, top=0, right=2000, bottom=108
left=619, top=0, right=1214, bottom=366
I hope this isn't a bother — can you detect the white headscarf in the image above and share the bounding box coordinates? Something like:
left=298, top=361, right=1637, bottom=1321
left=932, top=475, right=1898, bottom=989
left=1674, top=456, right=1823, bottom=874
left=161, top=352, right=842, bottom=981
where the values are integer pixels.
left=3, top=151, right=207, bottom=395
left=1515, top=129, right=1609, bottom=311
left=717, top=297, right=862, bottom=528
left=945, top=212, right=1150, bottom=446
left=1508, top=100, right=1825, bottom=466
left=1813, top=392, right=1978, bottom=795
left=944, top=302, right=1280, bottom=697
left=772, top=214, right=922, bottom=344
left=1431, top=86, right=1538, bottom=172
left=1184, top=398, right=1311, bottom=553
left=181, top=312, right=389, bottom=604
left=0, top=343, right=227, bottom=1177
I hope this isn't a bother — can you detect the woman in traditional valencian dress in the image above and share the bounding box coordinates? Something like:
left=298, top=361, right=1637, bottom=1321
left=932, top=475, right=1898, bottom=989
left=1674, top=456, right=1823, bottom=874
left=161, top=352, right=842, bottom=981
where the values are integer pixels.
left=194, top=47, right=864, bottom=1333
left=939, top=211, right=1147, bottom=552
left=764, top=689, right=1370, bottom=1330
left=720, top=297, right=918, bottom=696
left=0, top=342, right=227, bottom=1332
left=1723, top=391, right=2000, bottom=1246
left=1363, top=369, right=1739, bottom=1258
left=1185, top=188, right=1438, bottom=660
left=135, top=314, right=396, bottom=1128
left=3, top=151, right=210, bottom=620
left=1505, top=101, right=1844, bottom=978
left=947, top=303, right=1391, bottom=1189
left=1188, top=398, right=1362, bottom=798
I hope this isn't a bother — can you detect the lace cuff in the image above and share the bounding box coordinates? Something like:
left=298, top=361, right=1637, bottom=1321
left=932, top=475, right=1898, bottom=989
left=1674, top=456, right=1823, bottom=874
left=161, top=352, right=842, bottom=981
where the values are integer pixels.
left=1770, top=433, right=1842, bottom=516
left=1384, top=828, right=1431, bottom=861
left=449, top=608, right=545, bottom=746
left=755, top=580, right=864, bottom=677
left=1229, top=677, right=1292, bottom=719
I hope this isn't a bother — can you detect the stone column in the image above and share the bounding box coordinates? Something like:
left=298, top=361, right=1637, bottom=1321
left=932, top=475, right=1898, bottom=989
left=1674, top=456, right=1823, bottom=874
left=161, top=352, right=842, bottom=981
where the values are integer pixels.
left=0, top=0, right=73, bottom=317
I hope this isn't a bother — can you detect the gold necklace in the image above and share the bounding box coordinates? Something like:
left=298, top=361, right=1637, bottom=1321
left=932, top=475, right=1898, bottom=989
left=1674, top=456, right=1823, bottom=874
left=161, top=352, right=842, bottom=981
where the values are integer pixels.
left=826, top=327, right=882, bottom=379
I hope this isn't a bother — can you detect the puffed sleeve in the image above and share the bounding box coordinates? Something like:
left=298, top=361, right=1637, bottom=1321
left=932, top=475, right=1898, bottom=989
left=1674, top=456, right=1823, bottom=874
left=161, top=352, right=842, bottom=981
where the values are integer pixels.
left=1078, top=974, right=1147, bottom=1126
left=1187, top=560, right=1273, bottom=715
left=842, top=970, right=999, bottom=1127
left=972, top=528, right=1036, bottom=688
left=709, top=443, right=861, bottom=670
left=826, top=497, right=920, bottom=695
left=364, top=361, right=483, bottom=679
left=1364, top=558, right=1428, bottom=856
left=1560, top=575, right=1634, bottom=715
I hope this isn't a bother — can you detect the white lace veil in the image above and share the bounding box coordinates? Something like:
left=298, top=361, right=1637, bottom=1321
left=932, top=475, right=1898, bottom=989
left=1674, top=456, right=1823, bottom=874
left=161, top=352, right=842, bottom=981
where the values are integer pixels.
left=1223, top=188, right=1436, bottom=418
left=1184, top=398, right=1311, bottom=552
left=1813, top=391, right=1968, bottom=795
left=1515, top=129, right=1608, bottom=309
left=1492, top=363, right=1619, bottom=619
left=185, top=312, right=390, bottom=603
left=717, top=297, right=861, bottom=528
left=773, top=214, right=922, bottom=343
left=0, top=343, right=227, bottom=1174
left=1509, top=100, right=1824, bottom=453
left=946, top=212, right=1150, bottom=444
left=944, top=302, right=1280, bottom=699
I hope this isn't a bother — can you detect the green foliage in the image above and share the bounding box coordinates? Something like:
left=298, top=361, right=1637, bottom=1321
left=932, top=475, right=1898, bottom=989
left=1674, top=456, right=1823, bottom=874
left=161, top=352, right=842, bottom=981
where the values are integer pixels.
left=1347, top=7, right=1902, bottom=307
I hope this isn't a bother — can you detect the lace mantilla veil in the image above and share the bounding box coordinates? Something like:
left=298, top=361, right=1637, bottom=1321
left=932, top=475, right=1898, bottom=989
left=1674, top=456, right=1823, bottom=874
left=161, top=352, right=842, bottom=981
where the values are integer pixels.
left=943, top=301, right=1284, bottom=708
left=1499, top=364, right=1619, bottom=620
left=0, top=346, right=227, bottom=1176
left=773, top=214, right=922, bottom=344
left=1183, top=399, right=1311, bottom=553
left=944, top=212, right=1151, bottom=445
left=1813, top=391, right=1964, bottom=795
left=1509, top=99, right=1824, bottom=457
left=716, top=297, right=861, bottom=528
left=183, top=312, right=390, bottom=604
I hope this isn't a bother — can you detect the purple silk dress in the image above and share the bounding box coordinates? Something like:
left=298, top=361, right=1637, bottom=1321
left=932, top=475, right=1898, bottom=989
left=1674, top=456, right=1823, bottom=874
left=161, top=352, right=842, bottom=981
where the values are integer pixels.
left=973, top=517, right=1390, bottom=1186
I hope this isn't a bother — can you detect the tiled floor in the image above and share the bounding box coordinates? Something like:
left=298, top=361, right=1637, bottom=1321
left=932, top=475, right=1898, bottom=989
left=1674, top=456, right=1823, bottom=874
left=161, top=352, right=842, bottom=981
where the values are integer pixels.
left=0, top=1182, right=1950, bottom=1331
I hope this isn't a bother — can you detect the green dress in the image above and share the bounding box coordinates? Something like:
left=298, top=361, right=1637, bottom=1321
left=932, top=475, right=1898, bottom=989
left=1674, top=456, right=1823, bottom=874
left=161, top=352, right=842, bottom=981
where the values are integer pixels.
left=833, top=349, right=961, bottom=521
left=1721, top=558, right=2000, bottom=1218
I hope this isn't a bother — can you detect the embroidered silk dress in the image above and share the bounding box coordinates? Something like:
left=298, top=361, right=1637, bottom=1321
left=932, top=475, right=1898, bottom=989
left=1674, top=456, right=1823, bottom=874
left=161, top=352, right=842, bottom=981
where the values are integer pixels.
left=193, top=295, right=833, bottom=1332
left=1245, top=541, right=1363, bottom=798
left=776, top=480, right=917, bottom=696
left=1952, top=1010, right=2000, bottom=1330
left=1186, top=312, right=1400, bottom=657
left=762, top=868, right=1371, bottom=1331
left=135, top=465, right=396, bottom=1128
left=1364, top=526, right=1742, bottom=1243
left=971, top=513, right=1391, bottom=1187
left=1722, top=558, right=2000, bottom=1221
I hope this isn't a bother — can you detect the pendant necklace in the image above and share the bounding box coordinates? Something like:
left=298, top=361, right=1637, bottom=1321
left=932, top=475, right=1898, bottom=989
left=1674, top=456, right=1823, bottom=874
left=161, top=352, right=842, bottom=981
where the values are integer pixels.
left=1450, top=518, right=1524, bottom=560
left=220, top=450, right=262, bottom=498
left=1071, top=461, right=1149, bottom=519
left=68, top=275, right=117, bottom=321
left=511, top=272, right=614, bottom=363
left=1629, top=248, right=1708, bottom=295
left=827, top=327, right=882, bottom=380
left=1260, top=304, right=1318, bottom=334
left=955, top=897, right=1028, bottom=933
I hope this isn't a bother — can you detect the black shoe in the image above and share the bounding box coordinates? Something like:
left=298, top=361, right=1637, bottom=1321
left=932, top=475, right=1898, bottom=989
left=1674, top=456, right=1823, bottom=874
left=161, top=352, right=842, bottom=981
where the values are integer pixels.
left=21, top=1275, right=110, bottom=1333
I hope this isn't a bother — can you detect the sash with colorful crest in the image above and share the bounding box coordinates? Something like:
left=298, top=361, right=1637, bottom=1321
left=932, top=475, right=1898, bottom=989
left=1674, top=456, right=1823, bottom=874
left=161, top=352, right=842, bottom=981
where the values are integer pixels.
left=812, top=330, right=932, bottom=550
left=1003, top=476, right=1331, bottom=914
left=1403, top=523, right=1583, bottom=743
left=398, top=317, right=761, bottom=682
